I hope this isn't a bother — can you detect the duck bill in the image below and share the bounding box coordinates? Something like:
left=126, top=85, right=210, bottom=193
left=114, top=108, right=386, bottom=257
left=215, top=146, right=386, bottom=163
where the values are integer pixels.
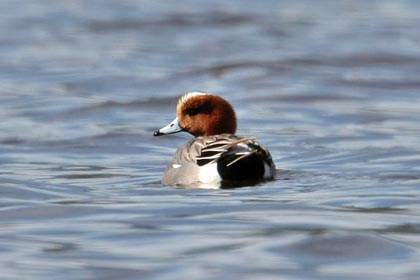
left=154, top=117, right=184, bottom=136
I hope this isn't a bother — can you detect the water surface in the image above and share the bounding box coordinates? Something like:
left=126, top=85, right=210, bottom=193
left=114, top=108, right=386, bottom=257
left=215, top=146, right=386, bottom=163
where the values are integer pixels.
left=1, top=1, right=420, bottom=279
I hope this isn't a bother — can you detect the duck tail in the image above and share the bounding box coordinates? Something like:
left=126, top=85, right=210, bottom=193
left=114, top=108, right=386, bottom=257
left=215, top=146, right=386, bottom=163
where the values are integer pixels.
left=217, top=142, right=273, bottom=181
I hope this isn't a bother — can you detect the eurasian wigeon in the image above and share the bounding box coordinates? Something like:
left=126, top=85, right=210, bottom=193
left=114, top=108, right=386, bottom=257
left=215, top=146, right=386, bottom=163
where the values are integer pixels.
left=154, top=92, right=276, bottom=187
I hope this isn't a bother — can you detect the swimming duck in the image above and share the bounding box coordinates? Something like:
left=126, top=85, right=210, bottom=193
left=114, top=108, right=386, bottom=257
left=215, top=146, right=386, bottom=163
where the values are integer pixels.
left=154, top=92, right=276, bottom=187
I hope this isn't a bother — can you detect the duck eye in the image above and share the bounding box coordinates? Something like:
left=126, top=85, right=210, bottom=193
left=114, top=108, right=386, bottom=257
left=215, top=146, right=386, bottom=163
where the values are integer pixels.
left=186, top=101, right=213, bottom=116
left=187, top=106, right=200, bottom=116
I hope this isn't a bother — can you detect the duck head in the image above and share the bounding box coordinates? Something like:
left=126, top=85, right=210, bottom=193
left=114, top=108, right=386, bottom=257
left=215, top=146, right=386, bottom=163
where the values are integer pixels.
left=154, top=92, right=237, bottom=137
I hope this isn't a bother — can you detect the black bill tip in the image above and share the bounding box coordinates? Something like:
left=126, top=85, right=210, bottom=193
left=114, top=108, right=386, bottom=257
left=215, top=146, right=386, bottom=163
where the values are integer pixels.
left=153, top=130, right=163, bottom=136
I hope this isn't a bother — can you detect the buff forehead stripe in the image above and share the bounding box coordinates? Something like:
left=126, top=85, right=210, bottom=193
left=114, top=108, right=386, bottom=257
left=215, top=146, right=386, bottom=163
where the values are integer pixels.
left=178, top=92, right=208, bottom=107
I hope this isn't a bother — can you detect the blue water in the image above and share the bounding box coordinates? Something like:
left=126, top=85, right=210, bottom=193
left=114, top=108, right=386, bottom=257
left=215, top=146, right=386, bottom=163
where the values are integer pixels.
left=1, top=1, right=420, bottom=279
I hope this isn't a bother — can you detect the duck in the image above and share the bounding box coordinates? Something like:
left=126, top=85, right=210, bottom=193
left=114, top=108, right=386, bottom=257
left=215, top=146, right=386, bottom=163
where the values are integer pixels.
left=154, top=92, right=276, bottom=187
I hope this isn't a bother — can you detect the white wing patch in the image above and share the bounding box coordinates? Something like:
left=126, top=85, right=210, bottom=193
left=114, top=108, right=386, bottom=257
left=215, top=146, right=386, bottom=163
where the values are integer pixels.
left=197, top=163, right=221, bottom=183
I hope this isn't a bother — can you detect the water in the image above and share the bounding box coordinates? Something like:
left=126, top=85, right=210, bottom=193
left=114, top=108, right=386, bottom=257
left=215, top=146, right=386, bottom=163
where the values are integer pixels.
left=1, top=0, right=420, bottom=279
